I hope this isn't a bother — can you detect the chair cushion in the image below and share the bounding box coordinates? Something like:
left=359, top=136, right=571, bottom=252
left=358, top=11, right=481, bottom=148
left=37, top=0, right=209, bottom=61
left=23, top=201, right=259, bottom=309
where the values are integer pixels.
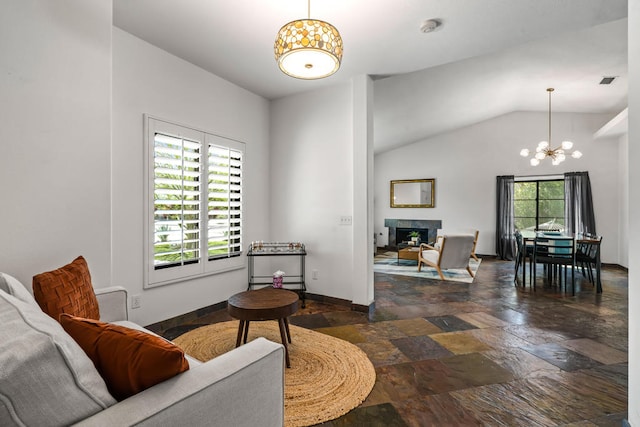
left=0, top=272, right=37, bottom=306
left=60, top=314, right=190, bottom=401
left=32, top=256, right=100, bottom=321
left=420, top=249, right=440, bottom=264
left=0, top=291, right=116, bottom=427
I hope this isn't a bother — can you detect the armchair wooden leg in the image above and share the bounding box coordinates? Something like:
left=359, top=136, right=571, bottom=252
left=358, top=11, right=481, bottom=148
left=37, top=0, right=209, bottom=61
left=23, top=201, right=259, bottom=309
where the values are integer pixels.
left=436, top=267, right=445, bottom=280
left=471, top=254, right=479, bottom=262
left=466, top=266, right=474, bottom=278
left=418, top=261, right=422, bottom=272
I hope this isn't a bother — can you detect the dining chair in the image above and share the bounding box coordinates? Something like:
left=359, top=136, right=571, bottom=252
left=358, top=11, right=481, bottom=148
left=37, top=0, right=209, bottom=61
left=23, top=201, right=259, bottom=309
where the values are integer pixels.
left=576, top=235, right=603, bottom=288
left=514, top=230, right=533, bottom=287
left=532, top=234, right=577, bottom=295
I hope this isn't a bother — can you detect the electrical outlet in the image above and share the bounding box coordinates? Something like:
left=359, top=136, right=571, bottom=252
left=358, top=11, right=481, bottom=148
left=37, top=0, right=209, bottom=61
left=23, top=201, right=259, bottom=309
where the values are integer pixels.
left=131, top=294, right=141, bottom=309
left=312, top=269, right=319, bottom=280
left=339, top=215, right=352, bottom=225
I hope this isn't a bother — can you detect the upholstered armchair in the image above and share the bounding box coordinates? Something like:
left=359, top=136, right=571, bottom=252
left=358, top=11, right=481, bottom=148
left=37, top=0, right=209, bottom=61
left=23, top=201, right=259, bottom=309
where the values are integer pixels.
left=418, top=234, right=476, bottom=280
left=435, top=229, right=479, bottom=261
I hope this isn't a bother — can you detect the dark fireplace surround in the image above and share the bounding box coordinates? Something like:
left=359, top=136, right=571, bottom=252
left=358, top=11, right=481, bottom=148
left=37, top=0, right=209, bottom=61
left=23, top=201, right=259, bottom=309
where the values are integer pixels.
left=384, top=219, right=442, bottom=250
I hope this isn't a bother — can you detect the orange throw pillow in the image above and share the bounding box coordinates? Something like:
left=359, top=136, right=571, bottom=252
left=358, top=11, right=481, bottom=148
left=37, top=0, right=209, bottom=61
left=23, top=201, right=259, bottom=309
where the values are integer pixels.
left=60, top=314, right=190, bottom=401
left=33, top=256, right=100, bottom=321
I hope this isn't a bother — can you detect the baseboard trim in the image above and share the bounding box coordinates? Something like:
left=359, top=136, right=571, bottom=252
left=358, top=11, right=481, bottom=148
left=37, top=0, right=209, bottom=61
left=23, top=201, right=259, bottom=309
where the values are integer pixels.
left=147, top=292, right=372, bottom=334
left=146, top=300, right=226, bottom=335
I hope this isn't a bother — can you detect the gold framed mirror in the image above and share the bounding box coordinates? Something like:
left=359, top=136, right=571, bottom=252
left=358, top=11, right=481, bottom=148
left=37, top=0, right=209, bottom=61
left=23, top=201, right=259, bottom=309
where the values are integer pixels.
left=390, top=179, right=435, bottom=208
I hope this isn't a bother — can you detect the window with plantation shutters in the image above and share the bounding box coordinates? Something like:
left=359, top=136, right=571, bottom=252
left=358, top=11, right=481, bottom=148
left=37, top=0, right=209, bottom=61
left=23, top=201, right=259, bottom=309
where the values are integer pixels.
left=207, top=142, right=243, bottom=260
left=145, top=117, right=245, bottom=288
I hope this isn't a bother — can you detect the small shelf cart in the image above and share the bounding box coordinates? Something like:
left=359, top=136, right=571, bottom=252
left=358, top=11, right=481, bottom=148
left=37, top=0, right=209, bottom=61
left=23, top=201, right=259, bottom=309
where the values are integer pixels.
left=246, top=242, right=307, bottom=307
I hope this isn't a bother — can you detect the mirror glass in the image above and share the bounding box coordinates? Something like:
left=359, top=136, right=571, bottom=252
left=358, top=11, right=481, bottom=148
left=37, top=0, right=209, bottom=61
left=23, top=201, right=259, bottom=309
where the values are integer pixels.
left=390, top=179, right=435, bottom=208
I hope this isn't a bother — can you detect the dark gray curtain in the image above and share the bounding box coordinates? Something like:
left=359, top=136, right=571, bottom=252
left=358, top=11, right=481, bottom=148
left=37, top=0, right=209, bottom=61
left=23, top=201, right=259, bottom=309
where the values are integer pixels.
left=496, top=175, right=516, bottom=260
left=564, top=171, right=596, bottom=236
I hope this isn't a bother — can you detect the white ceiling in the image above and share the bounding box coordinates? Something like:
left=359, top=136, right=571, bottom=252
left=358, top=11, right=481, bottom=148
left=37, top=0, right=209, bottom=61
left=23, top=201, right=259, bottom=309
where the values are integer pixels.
left=113, top=0, right=628, bottom=152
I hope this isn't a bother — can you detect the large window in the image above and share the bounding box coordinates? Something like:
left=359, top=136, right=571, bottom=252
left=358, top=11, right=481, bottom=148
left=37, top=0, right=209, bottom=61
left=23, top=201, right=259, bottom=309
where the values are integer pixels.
left=145, top=117, right=244, bottom=287
left=514, top=179, right=564, bottom=231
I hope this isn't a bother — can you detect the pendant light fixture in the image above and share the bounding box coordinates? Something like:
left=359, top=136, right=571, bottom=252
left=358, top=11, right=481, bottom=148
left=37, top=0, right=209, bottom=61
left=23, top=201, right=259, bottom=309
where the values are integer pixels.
left=274, top=0, right=343, bottom=80
left=520, top=88, right=582, bottom=166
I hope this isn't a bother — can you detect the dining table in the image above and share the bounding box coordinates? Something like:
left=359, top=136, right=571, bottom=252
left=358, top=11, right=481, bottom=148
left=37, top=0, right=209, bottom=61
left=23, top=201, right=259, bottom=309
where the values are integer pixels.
left=518, top=230, right=602, bottom=293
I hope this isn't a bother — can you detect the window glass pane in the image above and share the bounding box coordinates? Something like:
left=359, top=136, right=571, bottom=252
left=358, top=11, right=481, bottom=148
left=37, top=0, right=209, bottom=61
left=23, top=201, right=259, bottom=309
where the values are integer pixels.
left=539, top=180, right=564, bottom=199
left=514, top=179, right=565, bottom=231
left=514, top=182, right=536, bottom=200
left=514, top=200, right=536, bottom=218
left=515, top=217, right=537, bottom=231
left=539, top=199, right=564, bottom=218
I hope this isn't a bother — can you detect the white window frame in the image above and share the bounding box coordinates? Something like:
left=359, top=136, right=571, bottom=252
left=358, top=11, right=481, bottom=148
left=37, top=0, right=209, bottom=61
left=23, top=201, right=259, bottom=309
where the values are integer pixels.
left=144, top=116, right=245, bottom=288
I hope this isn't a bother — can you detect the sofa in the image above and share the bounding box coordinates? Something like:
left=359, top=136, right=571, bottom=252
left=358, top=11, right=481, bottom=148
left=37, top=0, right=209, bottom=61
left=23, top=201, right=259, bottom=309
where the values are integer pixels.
left=0, top=271, right=285, bottom=427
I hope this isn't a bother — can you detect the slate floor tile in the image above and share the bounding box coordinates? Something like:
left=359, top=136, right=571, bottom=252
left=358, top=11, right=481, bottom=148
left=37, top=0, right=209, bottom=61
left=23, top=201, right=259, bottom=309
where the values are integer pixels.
left=439, top=352, right=516, bottom=387
left=319, top=402, right=408, bottom=427
left=521, top=342, right=603, bottom=371
left=356, top=340, right=412, bottom=367
left=390, top=335, right=453, bottom=361
left=430, top=331, right=493, bottom=354
left=559, top=338, right=628, bottom=365
left=391, top=394, right=483, bottom=427
left=424, top=315, right=477, bottom=332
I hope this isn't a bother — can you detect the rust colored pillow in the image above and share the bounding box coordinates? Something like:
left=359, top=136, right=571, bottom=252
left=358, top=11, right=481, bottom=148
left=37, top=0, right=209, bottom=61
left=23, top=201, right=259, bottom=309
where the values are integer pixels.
left=60, top=314, right=190, bottom=401
left=33, top=256, right=100, bottom=321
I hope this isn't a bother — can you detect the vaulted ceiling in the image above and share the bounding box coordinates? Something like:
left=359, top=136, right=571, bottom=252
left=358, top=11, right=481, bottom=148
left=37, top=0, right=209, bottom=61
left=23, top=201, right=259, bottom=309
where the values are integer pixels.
left=113, top=0, right=628, bottom=152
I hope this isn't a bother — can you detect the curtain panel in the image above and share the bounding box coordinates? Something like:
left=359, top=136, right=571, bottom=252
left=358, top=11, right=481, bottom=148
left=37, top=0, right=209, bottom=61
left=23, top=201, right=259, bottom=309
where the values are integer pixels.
left=496, top=175, right=516, bottom=260
left=564, top=171, right=597, bottom=236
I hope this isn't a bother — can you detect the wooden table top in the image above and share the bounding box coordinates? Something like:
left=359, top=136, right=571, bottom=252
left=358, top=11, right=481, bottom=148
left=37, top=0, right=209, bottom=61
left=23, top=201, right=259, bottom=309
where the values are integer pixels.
left=228, top=287, right=299, bottom=321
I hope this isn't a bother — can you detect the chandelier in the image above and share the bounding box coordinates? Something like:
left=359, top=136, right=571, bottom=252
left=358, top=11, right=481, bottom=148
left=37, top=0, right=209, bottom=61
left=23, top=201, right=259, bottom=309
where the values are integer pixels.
left=274, top=0, right=343, bottom=80
left=520, top=88, right=582, bottom=166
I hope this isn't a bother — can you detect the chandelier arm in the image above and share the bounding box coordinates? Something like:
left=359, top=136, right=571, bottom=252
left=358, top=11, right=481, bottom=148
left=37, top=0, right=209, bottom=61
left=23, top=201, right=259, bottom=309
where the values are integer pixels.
left=308, top=0, right=310, bottom=19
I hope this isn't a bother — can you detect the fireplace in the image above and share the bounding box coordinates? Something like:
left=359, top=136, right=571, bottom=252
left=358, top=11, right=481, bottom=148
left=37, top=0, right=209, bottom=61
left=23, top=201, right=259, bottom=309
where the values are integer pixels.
left=396, top=228, right=429, bottom=245
left=384, top=219, right=442, bottom=250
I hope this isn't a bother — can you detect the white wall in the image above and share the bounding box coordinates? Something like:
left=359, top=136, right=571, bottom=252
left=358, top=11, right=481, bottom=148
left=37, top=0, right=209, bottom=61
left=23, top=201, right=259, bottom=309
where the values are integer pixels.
left=0, top=0, right=112, bottom=286
left=375, top=111, right=621, bottom=264
left=112, top=28, right=271, bottom=326
left=627, top=0, right=639, bottom=424
left=270, top=84, right=357, bottom=302
left=352, top=75, right=375, bottom=307
left=618, top=133, right=629, bottom=268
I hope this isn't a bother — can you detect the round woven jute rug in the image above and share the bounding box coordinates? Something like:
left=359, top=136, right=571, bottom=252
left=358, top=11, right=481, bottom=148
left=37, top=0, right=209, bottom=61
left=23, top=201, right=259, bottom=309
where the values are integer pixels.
left=173, top=321, right=376, bottom=427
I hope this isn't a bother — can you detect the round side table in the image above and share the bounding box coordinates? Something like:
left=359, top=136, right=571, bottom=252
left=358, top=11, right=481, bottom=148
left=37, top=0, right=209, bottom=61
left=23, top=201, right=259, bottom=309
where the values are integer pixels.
left=227, top=287, right=299, bottom=367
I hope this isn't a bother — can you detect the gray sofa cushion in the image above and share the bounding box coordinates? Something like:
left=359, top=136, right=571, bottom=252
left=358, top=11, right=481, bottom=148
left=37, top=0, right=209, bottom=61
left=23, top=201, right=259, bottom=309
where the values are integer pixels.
left=0, top=273, right=37, bottom=306
left=0, top=291, right=116, bottom=427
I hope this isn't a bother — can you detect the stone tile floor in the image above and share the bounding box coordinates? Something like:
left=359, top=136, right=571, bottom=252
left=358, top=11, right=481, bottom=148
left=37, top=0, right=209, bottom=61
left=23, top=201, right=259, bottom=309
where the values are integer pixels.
left=163, top=257, right=628, bottom=426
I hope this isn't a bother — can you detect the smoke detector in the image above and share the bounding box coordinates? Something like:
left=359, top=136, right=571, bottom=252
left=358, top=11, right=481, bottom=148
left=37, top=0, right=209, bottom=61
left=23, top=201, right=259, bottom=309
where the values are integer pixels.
left=420, top=19, right=440, bottom=33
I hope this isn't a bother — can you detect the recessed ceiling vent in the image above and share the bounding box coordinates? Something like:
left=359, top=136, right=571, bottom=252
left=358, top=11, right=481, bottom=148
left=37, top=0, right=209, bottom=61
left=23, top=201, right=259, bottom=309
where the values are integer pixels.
left=599, top=76, right=616, bottom=85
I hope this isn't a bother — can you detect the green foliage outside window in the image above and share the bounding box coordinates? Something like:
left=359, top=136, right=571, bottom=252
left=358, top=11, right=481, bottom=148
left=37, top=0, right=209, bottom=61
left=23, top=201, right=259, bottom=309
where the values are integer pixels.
left=514, top=180, right=564, bottom=231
